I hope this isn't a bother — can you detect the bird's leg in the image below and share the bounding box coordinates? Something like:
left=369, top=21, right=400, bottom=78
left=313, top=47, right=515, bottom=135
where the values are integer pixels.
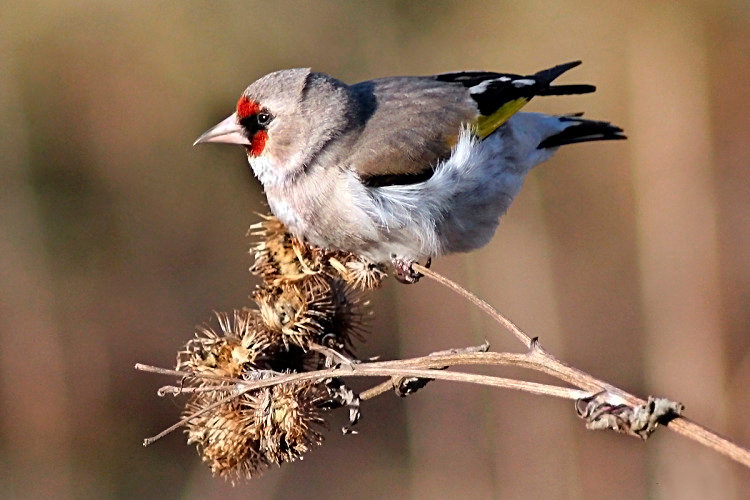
left=392, top=257, right=431, bottom=284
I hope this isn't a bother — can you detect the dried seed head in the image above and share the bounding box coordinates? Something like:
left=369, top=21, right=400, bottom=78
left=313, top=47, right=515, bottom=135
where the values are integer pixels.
left=248, top=382, right=326, bottom=464
left=249, top=214, right=387, bottom=289
left=249, top=215, right=317, bottom=284
left=173, top=214, right=378, bottom=482
left=254, top=281, right=334, bottom=350
left=253, top=277, right=370, bottom=355
left=178, top=309, right=271, bottom=378
left=183, top=380, right=330, bottom=482
left=326, top=254, right=387, bottom=290
left=184, top=393, right=268, bottom=482
left=322, top=280, right=370, bottom=353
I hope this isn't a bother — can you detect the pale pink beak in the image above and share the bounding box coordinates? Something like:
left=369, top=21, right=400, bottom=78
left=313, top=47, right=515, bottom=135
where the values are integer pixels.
left=193, top=113, right=250, bottom=146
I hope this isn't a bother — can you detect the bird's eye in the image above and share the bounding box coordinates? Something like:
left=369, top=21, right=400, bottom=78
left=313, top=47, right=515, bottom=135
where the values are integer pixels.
left=256, top=112, right=273, bottom=126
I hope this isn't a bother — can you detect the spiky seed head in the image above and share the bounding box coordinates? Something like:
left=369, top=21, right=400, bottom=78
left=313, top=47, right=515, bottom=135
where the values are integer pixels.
left=183, top=381, right=329, bottom=482
left=254, top=281, right=335, bottom=350
left=177, top=309, right=271, bottom=378
left=249, top=215, right=330, bottom=284
left=321, top=280, right=370, bottom=353
left=248, top=382, right=327, bottom=464
left=327, top=254, right=387, bottom=290
left=250, top=214, right=387, bottom=289
left=184, top=394, right=268, bottom=482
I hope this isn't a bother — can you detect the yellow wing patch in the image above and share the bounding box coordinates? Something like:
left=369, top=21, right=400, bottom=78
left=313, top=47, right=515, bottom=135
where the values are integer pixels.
left=473, top=97, right=530, bottom=139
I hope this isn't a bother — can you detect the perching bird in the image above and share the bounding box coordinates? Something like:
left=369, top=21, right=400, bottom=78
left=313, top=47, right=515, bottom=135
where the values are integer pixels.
left=195, top=61, right=625, bottom=283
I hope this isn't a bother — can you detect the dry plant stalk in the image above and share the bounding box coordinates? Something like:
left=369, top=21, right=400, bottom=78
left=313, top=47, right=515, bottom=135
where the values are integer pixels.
left=137, top=215, right=750, bottom=482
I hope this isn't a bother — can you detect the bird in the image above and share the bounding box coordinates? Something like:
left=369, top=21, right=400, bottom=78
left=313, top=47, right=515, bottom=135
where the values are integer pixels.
left=194, top=61, right=625, bottom=283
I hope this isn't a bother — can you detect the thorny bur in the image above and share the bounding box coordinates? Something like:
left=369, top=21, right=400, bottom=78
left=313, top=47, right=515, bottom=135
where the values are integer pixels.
left=176, top=216, right=385, bottom=481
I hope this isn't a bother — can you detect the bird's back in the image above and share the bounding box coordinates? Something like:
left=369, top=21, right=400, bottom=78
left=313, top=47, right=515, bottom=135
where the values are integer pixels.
left=346, top=77, right=477, bottom=187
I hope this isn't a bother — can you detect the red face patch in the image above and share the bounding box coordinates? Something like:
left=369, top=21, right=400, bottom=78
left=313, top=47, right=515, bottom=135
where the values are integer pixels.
left=237, top=96, right=260, bottom=119
left=236, top=96, right=267, bottom=156
left=249, top=130, right=267, bottom=157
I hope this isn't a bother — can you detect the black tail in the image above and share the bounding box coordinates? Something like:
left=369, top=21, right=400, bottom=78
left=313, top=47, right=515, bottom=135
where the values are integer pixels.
left=437, top=60, right=596, bottom=115
left=538, top=116, right=626, bottom=149
left=533, top=61, right=596, bottom=96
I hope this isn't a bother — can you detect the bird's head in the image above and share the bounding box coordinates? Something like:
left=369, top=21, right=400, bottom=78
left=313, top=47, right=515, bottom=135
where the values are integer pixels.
left=194, top=68, right=358, bottom=188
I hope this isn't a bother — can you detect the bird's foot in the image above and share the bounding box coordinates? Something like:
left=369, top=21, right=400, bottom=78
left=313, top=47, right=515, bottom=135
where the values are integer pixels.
left=392, top=257, right=431, bottom=284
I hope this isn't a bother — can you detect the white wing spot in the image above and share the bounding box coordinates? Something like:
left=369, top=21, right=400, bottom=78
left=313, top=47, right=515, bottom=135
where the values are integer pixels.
left=512, top=78, right=535, bottom=87
left=469, top=79, right=495, bottom=95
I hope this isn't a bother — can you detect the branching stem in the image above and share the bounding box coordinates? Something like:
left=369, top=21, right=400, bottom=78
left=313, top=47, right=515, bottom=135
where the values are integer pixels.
left=412, top=263, right=750, bottom=468
left=137, top=265, right=750, bottom=469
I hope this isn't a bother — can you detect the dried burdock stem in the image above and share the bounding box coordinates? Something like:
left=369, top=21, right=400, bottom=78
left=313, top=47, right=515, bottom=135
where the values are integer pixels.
left=158, top=384, right=237, bottom=397
left=137, top=359, right=592, bottom=449
left=137, top=355, right=592, bottom=460
left=410, top=263, right=750, bottom=469
left=412, top=263, right=534, bottom=349
left=136, top=360, right=591, bottom=411
left=138, top=324, right=750, bottom=467
left=138, top=328, right=750, bottom=468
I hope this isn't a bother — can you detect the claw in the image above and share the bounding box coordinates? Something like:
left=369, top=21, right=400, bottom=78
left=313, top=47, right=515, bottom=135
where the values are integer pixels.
left=392, top=257, right=425, bottom=284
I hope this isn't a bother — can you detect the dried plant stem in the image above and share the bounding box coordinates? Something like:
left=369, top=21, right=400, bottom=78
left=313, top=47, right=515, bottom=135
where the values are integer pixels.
left=157, top=384, right=236, bottom=396
left=137, top=352, right=594, bottom=447
left=142, top=377, right=249, bottom=446
left=412, top=263, right=532, bottom=348
left=411, top=263, right=750, bottom=469
left=139, top=334, right=750, bottom=467
left=358, top=379, right=403, bottom=400
left=137, top=361, right=589, bottom=406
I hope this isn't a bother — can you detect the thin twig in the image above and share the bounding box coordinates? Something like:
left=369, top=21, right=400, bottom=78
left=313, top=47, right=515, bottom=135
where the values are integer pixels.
left=666, top=418, right=750, bottom=468
left=136, top=363, right=248, bottom=385
left=158, top=384, right=236, bottom=396
left=411, top=265, right=750, bottom=469
left=413, top=263, right=532, bottom=347
left=142, top=381, right=253, bottom=446
left=136, top=361, right=589, bottom=445
left=136, top=362, right=588, bottom=401
left=309, top=342, right=356, bottom=366
left=359, top=343, right=491, bottom=400
left=359, top=379, right=398, bottom=400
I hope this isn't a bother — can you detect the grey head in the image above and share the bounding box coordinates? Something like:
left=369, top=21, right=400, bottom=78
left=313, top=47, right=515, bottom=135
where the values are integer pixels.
left=195, top=68, right=360, bottom=188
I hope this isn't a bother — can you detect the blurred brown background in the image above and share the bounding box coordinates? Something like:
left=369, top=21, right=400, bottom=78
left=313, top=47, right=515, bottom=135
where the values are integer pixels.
left=1, top=1, right=749, bottom=498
